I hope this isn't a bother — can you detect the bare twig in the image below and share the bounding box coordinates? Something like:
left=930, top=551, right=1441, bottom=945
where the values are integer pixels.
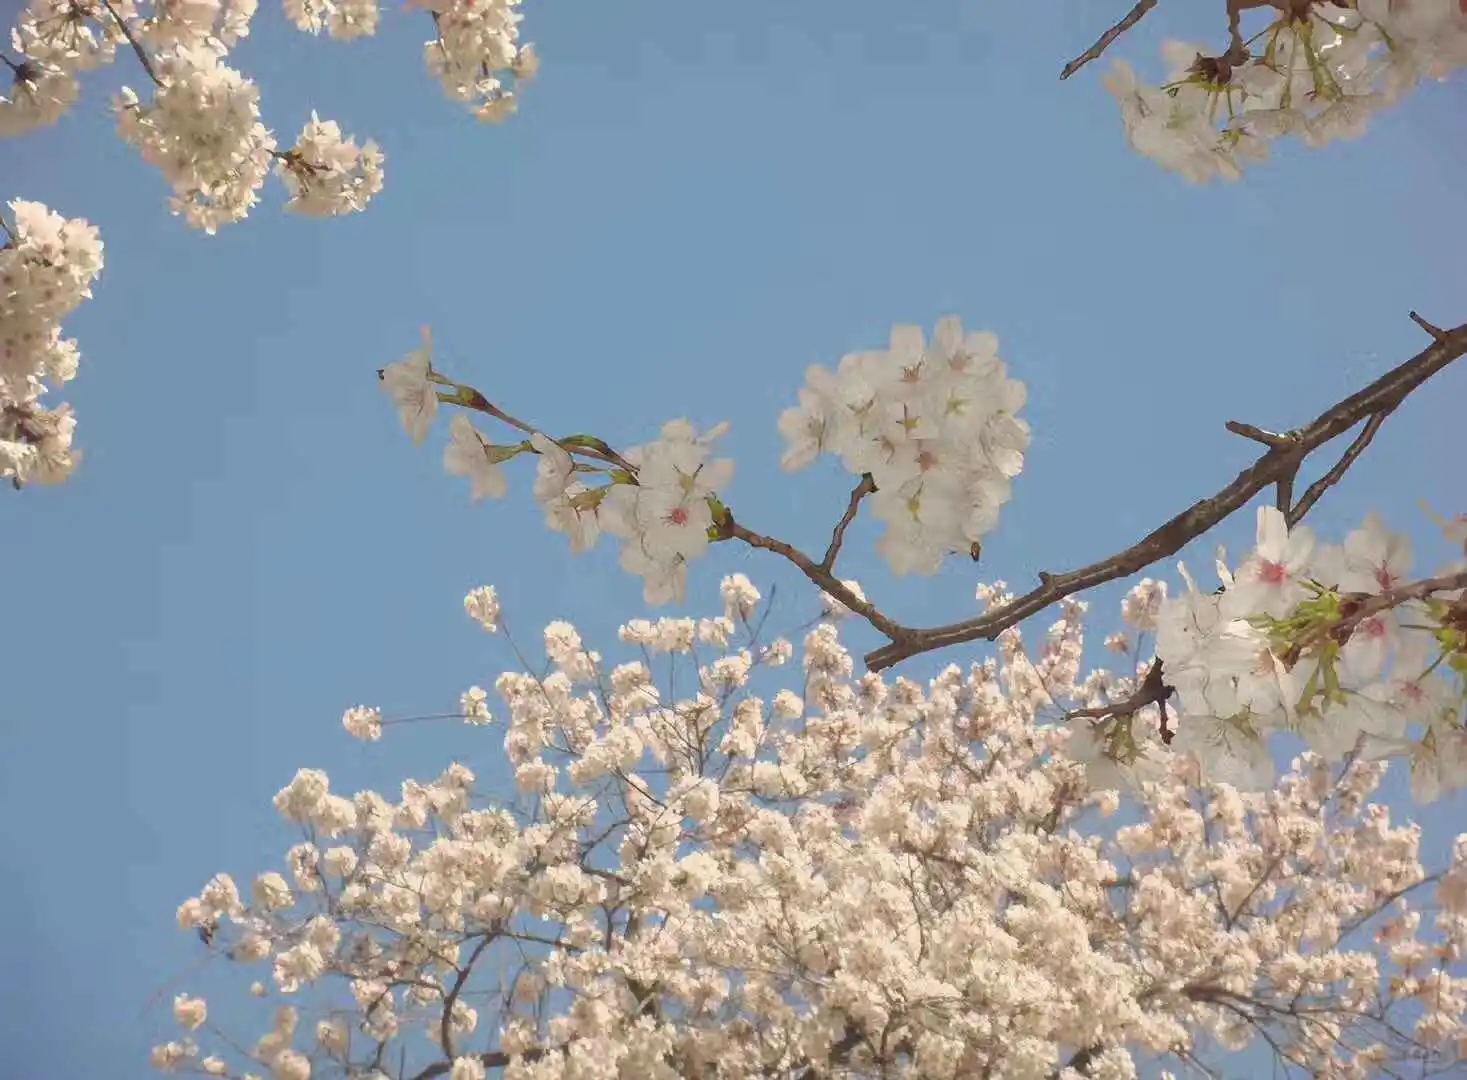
left=99, top=0, right=162, bottom=87
left=1055, top=1045, right=1102, bottom=1078
left=1060, top=0, right=1157, bottom=80
left=1065, top=658, right=1176, bottom=744
left=865, top=316, right=1467, bottom=671
left=721, top=515, right=910, bottom=642
left=1286, top=409, right=1388, bottom=526
left=439, top=932, right=495, bottom=1060
left=1225, top=420, right=1303, bottom=515
left=1223, top=420, right=1289, bottom=448
left=1409, top=309, right=1449, bottom=342
left=821, top=473, right=875, bottom=571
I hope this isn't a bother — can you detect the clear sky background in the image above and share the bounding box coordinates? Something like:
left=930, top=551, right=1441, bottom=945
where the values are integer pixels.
left=2, top=1, right=1465, bottom=1076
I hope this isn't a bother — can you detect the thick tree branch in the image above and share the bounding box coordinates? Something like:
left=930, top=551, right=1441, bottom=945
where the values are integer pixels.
left=1060, top=0, right=1157, bottom=80
left=865, top=316, right=1467, bottom=672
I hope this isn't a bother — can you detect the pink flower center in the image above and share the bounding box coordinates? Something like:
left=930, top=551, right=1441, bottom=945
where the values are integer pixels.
left=1359, top=616, right=1386, bottom=640
left=1375, top=567, right=1396, bottom=591
left=668, top=506, right=689, bottom=526
left=1257, top=560, right=1288, bottom=586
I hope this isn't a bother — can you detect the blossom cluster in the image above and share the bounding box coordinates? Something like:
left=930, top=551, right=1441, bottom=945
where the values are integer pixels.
left=384, top=317, right=1027, bottom=597
left=1104, top=1, right=1467, bottom=182
left=382, top=326, right=739, bottom=604
left=1, top=0, right=535, bottom=232
left=417, top=0, right=539, bottom=123
left=778, top=317, right=1029, bottom=575
left=0, top=199, right=102, bottom=487
left=153, top=577, right=1467, bottom=1079
left=380, top=325, right=1467, bottom=801
left=1075, top=505, right=1467, bottom=800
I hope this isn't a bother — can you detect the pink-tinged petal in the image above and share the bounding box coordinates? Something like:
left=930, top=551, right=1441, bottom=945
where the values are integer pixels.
left=964, top=330, right=999, bottom=362
left=1283, top=524, right=1315, bottom=573
left=659, top=418, right=695, bottom=442
left=932, top=316, right=964, bottom=359
left=1255, top=506, right=1289, bottom=561
left=700, top=458, right=734, bottom=491
left=888, top=323, right=925, bottom=362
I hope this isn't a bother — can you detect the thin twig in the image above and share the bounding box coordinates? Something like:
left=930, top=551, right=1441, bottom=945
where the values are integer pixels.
left=99, top=0, right=161, bottom=87
left=721, top=516, right=910, bottom=642
left=1226, top=420, right=1302, bottom=514
left=865, top=315, right=1467, bottom=671
left=1224, top=420, right=1287, bottom=447
left=1286, top=409, right=1388, bottom=526
left=437, top=381, right=639, bottom=474
left=438, top=932, right=495, bottom=1059
left=1060, top=0, right=1157, bottom=80
left=1409, top=309, right=1449, bottom=342
left=821, top=473, right=875, bottom=571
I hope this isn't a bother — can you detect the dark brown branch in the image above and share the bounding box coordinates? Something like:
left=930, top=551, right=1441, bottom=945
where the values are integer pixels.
left=1060, top=0, right=1157, bottom=80
left=1223, top=420, right=1288, bottom=448
left=1409, top=309, right=1449, bottom=341
left=865, top=316, right=1467, bottom=672
left=1056, top=1045, right=1103, bottom=1078
left=1065, top=657, right=1175, bottom=744
left=1225, top=420, right=1303, bottom=516
left=791, top=1022, right=866, bottom=1080
left=722, top=515, right=910, bottom=642
left=821, top=473, right=875, bottom=571
left=439, top=932, right=495, bottom=1059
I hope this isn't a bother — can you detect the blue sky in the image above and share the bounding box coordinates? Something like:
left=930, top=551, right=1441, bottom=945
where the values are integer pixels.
left=2, top=0, right=1465, bottom=1075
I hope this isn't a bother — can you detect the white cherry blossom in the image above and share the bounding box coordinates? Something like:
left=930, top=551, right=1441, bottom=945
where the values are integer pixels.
left=379, top=326, right=437, bottom=444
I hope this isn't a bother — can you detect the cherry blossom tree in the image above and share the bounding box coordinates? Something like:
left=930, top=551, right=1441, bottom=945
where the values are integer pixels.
left=152, top=577, right=1467, bottom=1079
left=155, top=308, right=1467, bottom=1080
left=3, top=0, right=1463, bottom=1072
